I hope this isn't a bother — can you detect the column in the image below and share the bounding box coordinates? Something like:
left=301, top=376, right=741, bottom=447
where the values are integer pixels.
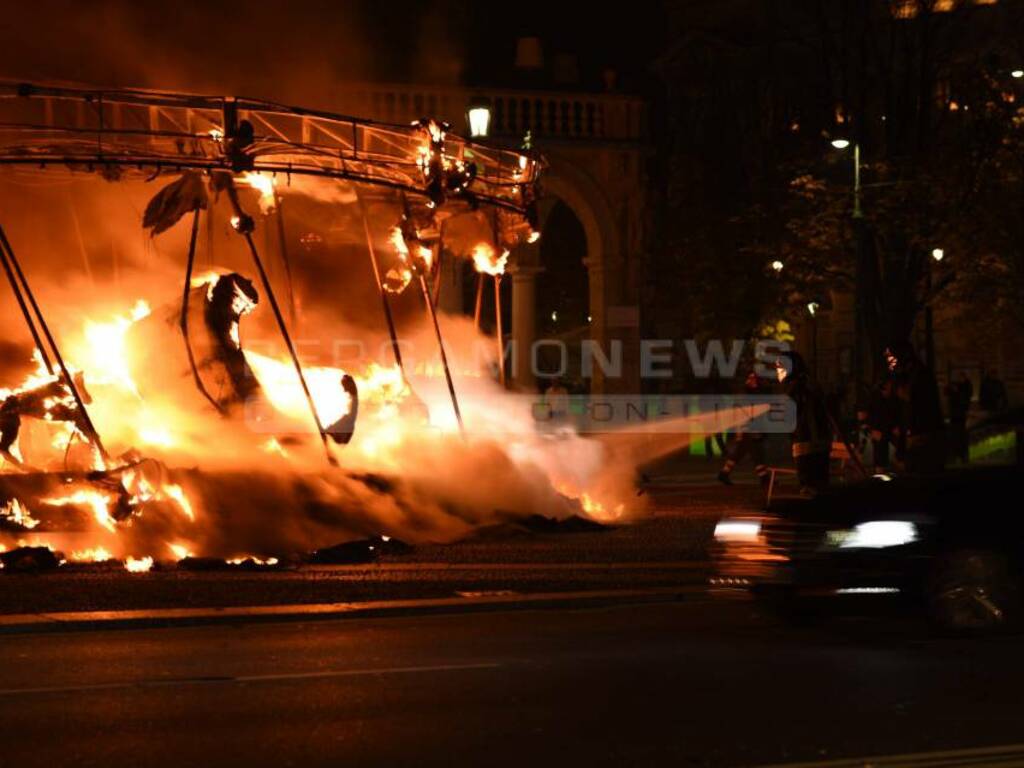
left=510, top=262, right=542, bottom=392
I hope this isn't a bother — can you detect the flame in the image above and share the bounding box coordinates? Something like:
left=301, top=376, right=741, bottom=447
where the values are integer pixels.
left=243, top=350, right=354, bottom=428
left=239, top=172, right=277, bottom=215
left=138, top=425, right=174, bottom=447
left=162, top=484, right=194, bottom=521
left=263, top=438, right=288, bottom=457
left=190, top=270, right=224, bottom=289
left=471, top=243, right=509, bottom=276
left=168, top=543, right=192, bottom=560
left=71, top=546, right=113, bottom=562
left=390, top=227, right=432, bottom=274
left=43, top=489, right=117, bottom=532
left=79, top=300, right=151, bottom=395
left=226, top=555, right=279, bottom=566
left=578, top=493, right=625, bottom=522
left=125, top=556, right=153, bottom=573
left=1, top=498, right=40, bottom=529
left=390, top=226, right=410, bottom=259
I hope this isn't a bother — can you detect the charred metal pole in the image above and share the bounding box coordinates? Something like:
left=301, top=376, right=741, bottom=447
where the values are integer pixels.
left=355, top=191, right=406, bottom=377
left=473, top=273, right=484, bottom=329
left=494, top=275, right=506, bottom=387
left=431, top=242, right=444, bottom=307
left=418, top=272, right=464, bottom=434
left=179, top=209, right=225, bottom=414
left=0, top=223, right=109, bottom=463
left=223, top=178, right=335, bottom=465
left=241, top=226, right=336, bottom=465
left=0, top=229, right=53, bottom=375
left=273, top=193, right=298, bottom=327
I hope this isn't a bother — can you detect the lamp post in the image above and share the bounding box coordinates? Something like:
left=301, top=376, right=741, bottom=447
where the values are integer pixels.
left=467, top=98, right=492, bottom=139
left=832, top=137, right=865, bottom=390
left=807, top=300, right=820, bottom=380
left=925, top=248, right=944, bottom=371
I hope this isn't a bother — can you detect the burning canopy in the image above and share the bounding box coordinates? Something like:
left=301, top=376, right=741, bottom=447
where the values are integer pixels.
left=0, top=79, right=560, bottom=567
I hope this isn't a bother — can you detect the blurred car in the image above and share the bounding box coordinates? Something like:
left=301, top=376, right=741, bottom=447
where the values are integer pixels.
left=711, top=466, right=1024, bottom=632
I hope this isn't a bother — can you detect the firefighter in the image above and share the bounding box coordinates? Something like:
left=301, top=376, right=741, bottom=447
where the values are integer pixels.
left=886, top=341, right=945, bottom=475
left=776, top=351, right=831, bottom=495
left=717, top=371, right=769, bottom=487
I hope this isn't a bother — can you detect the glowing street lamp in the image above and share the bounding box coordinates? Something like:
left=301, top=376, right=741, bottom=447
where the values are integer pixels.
left=771, top=260, right=784, bottom=273
left=1012, top=70, right=1024, bottom=79
left=807, top=301, right=820, bottom=317
left=932, top=247, right=945, bottom=262
left=830, top=138, right=851, bottom=150
left=467, top=98, right=492, bottom=138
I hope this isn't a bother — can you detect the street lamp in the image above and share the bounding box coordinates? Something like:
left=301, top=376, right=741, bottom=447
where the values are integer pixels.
left=467, top=98, right=491, bottom=138
left=807, top=301, right=821, bottom=379
left=771, top=260, right=784, bottom=273
left=831, top=135, right=865, bottom=389
left=1012, top=69, right=1024, bottom=79
left=925, top=248, right=945, bottom=370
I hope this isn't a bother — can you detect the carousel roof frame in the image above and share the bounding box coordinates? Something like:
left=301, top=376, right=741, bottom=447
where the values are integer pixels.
left=0, top=81, right=542, bottom=216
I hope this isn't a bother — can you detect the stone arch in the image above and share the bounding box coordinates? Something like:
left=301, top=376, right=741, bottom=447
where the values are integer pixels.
left=510, top=152, right=628, bottom=394
left=539, top=153, right=618, bottom=277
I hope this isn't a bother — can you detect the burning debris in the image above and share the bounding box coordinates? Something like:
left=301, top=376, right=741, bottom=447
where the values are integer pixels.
left=0, top=367, right=95, bottom=470
left=0, top=81, right=734, bottom=572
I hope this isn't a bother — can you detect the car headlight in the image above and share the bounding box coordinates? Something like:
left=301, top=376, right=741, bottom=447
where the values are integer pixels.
left=714, top=518, right=761, bottom=543
left=830, top=520, right=918, bottom=549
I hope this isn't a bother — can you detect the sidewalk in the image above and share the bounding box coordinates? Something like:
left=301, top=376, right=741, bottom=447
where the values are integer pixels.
left=0, top=585, right=712, bottom=635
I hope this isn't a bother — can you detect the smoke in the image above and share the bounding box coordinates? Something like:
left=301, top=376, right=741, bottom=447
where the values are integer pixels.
left=0, top=1, right=382, bottom=108
left=0, top=169, right=637, bottom=562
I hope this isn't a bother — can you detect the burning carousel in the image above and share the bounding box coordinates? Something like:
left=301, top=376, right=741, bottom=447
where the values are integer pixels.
left=0, top=81, right=721, bottom=570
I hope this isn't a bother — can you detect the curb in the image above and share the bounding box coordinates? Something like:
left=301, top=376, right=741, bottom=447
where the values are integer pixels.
left=0, top=586, right=708, bottom=635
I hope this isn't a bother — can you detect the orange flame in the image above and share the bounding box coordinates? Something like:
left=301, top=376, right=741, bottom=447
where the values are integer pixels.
left=471, top=243, right=509, bottom=276
left=125, top=556, right=154, bottom=573
left=239, top=172, right=277, bottom=214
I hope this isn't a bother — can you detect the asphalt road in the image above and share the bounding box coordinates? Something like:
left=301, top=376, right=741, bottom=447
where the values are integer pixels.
left=2, top=597, right=1023, bottom=768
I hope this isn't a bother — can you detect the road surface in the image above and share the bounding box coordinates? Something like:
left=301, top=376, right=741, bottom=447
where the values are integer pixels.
left=2, top=596, right=1023, bottom=767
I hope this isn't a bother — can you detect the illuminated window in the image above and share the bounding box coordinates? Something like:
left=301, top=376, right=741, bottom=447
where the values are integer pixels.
left=892, top=0, right=919, bottom=18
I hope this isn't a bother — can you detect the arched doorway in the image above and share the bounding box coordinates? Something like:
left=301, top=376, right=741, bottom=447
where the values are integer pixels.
left=534, top=199, right=589, bottom=392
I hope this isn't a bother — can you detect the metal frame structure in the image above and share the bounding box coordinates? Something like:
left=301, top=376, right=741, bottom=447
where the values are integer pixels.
left=0, top=80, right=544, bottom=467
left=0, top=81, right=541, bottom=215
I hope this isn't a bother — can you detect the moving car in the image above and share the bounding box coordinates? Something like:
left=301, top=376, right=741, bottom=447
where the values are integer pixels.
left=711, top=465, right=1023, bottom=632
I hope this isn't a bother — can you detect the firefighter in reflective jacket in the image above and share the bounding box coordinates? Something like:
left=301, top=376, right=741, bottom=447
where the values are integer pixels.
left=776, top=351, right=831, bottom=494
left=717, top=371, right=769, bottom=487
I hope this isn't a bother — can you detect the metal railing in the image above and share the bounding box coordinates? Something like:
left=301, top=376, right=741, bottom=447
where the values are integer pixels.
left=332, top=82, right=647, bottom=142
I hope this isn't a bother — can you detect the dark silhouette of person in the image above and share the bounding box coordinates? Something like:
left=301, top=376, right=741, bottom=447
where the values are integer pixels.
left=979, top=368, right=1008, bottom=415
left=718, top=371, right=769, bottom=487
left=886, top=341, right=945, bottom=475
left=945, top=372, right=973, bottom=464
left=776, top=351, right=831, bottom=495
left=861, top=377, right=899, bottom=472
